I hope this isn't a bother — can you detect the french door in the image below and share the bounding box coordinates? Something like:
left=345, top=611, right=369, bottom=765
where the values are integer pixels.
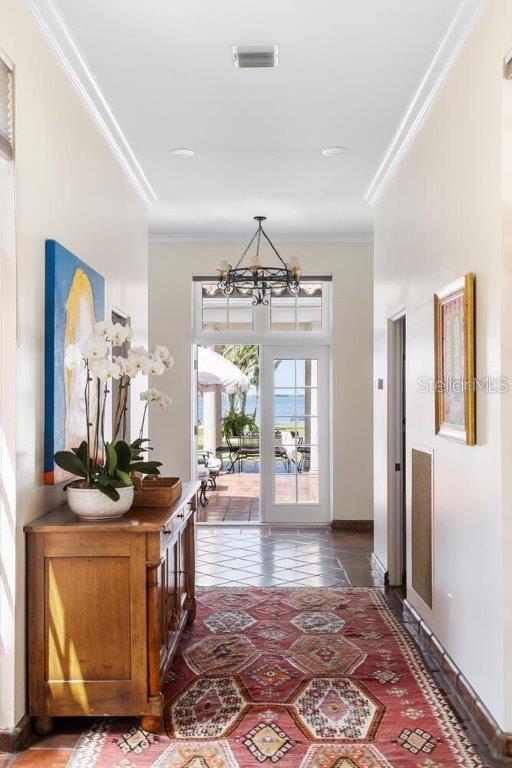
left=261, top=346, right=330, bottom=524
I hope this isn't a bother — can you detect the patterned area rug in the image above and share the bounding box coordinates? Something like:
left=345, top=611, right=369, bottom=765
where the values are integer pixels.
left=69, top=588, right=481, bottom=767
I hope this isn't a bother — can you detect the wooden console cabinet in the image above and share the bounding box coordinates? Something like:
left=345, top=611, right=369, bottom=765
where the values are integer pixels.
left=25, top=482, right=199, bottom=734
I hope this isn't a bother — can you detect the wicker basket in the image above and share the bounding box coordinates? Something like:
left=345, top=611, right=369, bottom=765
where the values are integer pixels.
left=132, top=476, right=182, bottom=508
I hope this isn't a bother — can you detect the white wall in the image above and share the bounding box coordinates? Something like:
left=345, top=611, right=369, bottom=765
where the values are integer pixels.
left=0, top=0, right=148, bottom=730
left=149, top=242, right=373, bottom=523
left=374, top=0, right=512, bottom=729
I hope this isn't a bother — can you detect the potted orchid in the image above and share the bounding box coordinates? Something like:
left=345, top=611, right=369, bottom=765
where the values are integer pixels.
left=56, top=321, right=173, bottom=520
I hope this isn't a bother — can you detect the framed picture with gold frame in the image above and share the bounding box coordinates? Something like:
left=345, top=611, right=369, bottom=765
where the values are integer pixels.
left=434, top=273, right=476, bottom=445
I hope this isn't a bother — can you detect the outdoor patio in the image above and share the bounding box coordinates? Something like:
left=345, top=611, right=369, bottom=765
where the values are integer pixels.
left=197, top=466, right=320, bottom=523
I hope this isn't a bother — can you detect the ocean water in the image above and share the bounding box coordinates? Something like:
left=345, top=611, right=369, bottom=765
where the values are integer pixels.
left=197, top=393, right=304, bottom=425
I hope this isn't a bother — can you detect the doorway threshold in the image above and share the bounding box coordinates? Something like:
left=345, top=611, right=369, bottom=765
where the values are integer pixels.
left=197, top=520, right=262, bottom=527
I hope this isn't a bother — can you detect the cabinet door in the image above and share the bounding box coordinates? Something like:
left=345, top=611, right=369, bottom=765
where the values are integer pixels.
left=29, top=531, right=147, bottom=717
left=178, top=531, right=188, bottom=614
left=164, top=539, right=179, bottom=633
left=178, top=511, right=196, bottom=620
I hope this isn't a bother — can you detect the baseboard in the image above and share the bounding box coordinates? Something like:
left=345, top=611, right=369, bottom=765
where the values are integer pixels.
left=370, top=552, right=389, bottom=586
left=331, top=519, right=374, bottom=532
left=0, top=714, right=32, bottom=752
left=403, top=600, right=512, bottom=758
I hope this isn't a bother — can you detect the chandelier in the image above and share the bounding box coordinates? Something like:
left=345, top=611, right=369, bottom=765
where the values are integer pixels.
left=217, top=216, right=301, bottom=305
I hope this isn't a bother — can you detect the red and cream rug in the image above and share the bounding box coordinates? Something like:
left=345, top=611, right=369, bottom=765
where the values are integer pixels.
left=69, top=587, right=482, bottom=767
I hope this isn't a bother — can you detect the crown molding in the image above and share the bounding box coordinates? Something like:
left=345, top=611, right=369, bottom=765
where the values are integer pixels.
left=365, top=0, right=488, bottom=206
left=149, top=232, right=373, bottom=245
left=25, top=0, right=157, bottom=205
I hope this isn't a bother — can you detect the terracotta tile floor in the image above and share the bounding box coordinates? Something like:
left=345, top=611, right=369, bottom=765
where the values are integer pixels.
left=198, top=471, right=260, bottom=522
left=197, top=470, right=319, bottom=523
left=1, top=528, right=507, bottom=766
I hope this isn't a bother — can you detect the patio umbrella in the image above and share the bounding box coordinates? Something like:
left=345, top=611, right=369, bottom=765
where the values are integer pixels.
left=197, top=347, right=250, bottom=394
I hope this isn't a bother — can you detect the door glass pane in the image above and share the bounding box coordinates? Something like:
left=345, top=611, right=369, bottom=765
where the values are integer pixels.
left=297, top=296, right=322, bottom=332
left=275, top=464, right=296, bottom=503
left=298, top=470, right=319, bottom=503
left=274, top=389, right=296, bottom=419
left=272, top=356, right=320, bottom=505
left=274, top=358, right=295, bottom=388
left=296, top=358, right=318, bottom=387
left=202, top=292, right=228, bottom=331
left=304, top=387, right=318, bottom=416
left=271, top=296, right=296, bottom=331
left=296, top=416, right=318, bottom=445
left=228, top=298, right=253, bottom=331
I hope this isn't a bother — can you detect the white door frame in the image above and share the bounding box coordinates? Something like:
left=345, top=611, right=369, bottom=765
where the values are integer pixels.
left=387, top=310, right=406, bottom=586
left=261, top=345, right=330, bottom=525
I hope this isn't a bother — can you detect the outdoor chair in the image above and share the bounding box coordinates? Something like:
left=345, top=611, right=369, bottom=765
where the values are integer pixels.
left=275, top=430, right=303, bottom=472
left=236, top=433, right=260, bottom=472
left=197, top=450, right=222, bottom=506
left=224, top=433, right=260, bottom=473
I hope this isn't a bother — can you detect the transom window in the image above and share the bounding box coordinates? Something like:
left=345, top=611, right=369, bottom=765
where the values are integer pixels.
left=194, top=279, right=331, bottom=341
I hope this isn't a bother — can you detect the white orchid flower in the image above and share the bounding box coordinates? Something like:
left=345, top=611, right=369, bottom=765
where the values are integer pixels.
left=94, top=320, right=109, bottom=337
left=128, top=345, right=149, bottom=359
left=140, top=388, right=160, bottom=402
left=64, top=343, right=83, bottom=371
left=128, top=346, right=150, bottom=372
left=140, top=389, right=172, bottom=408
left=146, top=358, right=165, bottom=376
left=82, top=334, right=108, bottom=360
left=158, top=393, right=173, bottom=409
left=109, top=322, right=130, bottom=346
left=151, top=345, right=170, bottom=362
left=90, top=358, right=121, bottom=381
left=115, top=356, right=139, bottom=378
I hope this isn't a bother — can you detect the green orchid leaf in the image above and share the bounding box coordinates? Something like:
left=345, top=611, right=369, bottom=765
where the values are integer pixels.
left=92, top=473, right=116, bottom=486
left=115, top=468, right=133, bottom=486
left=54, top=451, right=87, bottom=478
left=130, top=438, right=151, bottom=449
left=114, top=440, right=132, bottom=472
left=92, top=481, right=120, bottom=501
left=72, top=441, right=89, bottom=467
left=129, top=460, right=162, bottom=475
left=106, top=443, right=117, bottom=477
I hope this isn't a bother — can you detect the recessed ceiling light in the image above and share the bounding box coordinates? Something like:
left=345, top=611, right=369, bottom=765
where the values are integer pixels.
left=322, top=146, right=348, bottom=156
left=169, top=148, right=194, bottom=157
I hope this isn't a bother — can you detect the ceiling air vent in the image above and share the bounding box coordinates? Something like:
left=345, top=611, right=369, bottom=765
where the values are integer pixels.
left=232, top=45, right=279, bottom=69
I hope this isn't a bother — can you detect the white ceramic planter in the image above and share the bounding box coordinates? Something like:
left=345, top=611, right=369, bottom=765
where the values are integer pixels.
left=67, top=485, right=134, bottom=520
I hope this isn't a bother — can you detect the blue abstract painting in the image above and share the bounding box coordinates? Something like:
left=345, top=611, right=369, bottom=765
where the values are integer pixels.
left=44, top=240, right=105, bottom=484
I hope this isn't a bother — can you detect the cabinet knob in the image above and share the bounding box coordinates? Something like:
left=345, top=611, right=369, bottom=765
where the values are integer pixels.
left=163, top=527, right=172, bottom=535
left=178, top=511, right=184, bottom=520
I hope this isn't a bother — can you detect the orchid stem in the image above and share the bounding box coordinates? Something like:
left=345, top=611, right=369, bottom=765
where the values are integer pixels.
left=100, top=380, right=109, bottom=461
left=93, top=378, right=100, bottom=465
left=139, top=402, right=148, bottom=440
left=84, top=361, right=91, bottom=485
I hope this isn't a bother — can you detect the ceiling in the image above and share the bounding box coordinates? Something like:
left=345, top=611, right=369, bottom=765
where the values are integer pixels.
left=51, top=0, right=463, bottom=239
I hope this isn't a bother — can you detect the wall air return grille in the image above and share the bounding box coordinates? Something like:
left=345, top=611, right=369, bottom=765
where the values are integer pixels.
left=411, top=446, right=433, bottom=608
left=232, top=45, right=279, bottom=69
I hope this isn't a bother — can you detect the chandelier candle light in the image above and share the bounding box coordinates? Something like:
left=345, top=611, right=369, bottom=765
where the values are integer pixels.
left=217, top=216, right=301, bottom=305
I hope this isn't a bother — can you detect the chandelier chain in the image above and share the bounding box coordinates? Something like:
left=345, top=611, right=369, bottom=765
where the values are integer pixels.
left=217, top=216, right=301, bottom=305
left=234, top=227, right=259, bottom=269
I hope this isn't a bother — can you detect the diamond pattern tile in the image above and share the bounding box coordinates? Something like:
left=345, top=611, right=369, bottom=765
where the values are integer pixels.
left=196, top=527, right=373, bottom=587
